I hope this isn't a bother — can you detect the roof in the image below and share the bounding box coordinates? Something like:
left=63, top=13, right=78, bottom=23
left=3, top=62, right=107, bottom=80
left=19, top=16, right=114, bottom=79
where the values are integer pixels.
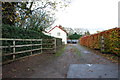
left=47, top=26, right=67, bottom=34
left=42, top=30, right=48, bottom=33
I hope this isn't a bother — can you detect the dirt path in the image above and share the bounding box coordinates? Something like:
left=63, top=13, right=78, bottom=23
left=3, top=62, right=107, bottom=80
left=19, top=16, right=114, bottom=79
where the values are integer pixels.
left=2, top=44, right=118, bottom=78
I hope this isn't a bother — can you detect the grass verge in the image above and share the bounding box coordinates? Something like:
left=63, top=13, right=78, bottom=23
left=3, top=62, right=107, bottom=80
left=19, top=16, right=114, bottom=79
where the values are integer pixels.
left=73, top=46, right=81, bottom=56
left=55, top=45, right=67, bottom=57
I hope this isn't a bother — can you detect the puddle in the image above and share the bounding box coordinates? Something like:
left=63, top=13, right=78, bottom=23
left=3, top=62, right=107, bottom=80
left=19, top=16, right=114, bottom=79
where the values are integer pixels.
left=67, top=64, right=118, bottom=78
left=87, top=64, right=93, bottom=67
left=83, top=51, right=90, bottom=54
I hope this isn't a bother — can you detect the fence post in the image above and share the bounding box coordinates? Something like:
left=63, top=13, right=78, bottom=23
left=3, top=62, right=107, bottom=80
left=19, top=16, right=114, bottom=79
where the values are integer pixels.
left=13, top=40, right=15, bottom=60
left=54, top=38, right=56, bottom=53
left=41, top=39, right=42, bottom=54
left=30, top=39, right=33, bottom=55
left=101, top=36, right=105, bottom=53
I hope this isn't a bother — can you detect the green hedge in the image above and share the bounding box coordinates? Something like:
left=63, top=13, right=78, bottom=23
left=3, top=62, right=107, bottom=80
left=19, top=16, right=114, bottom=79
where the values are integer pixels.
left=2, top=24, right=52, bottom=39
left=2, top=24, right=54, bottom=62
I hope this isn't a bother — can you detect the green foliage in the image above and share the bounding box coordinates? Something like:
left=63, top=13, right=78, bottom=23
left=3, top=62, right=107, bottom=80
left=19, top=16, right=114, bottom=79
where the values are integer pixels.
left=25, top=12, right=55, bottom=31
left=68, top=33, right=82, bottom=40
left=2, top=2, right=17, bottom=25
left=2, top=24, right=52, bottom=39
left=2, top=1, right=71, bottom=30
left=73, top=46, right=81, bottom=56
left=2, top=24, right=53, bottom=62
left=109, top=29, right=120, bottom=56
left=84, top=31, right=90, bottom=35
left=55, top=45, right=66, bottom=57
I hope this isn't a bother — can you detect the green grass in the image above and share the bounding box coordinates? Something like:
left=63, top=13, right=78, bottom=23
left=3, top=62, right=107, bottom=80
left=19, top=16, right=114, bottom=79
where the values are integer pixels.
left=55, top=45, right=67, bottom=57
left=73, top=46, right=81, bottom=56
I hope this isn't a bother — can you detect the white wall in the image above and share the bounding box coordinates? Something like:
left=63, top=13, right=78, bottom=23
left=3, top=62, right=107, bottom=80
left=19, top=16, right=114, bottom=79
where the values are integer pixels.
left=49, top=27, right=67, bottom=44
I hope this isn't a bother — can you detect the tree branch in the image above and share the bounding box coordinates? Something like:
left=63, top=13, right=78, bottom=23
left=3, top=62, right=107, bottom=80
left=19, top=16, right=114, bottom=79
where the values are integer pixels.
left=31, top=3, right=49, bottom=12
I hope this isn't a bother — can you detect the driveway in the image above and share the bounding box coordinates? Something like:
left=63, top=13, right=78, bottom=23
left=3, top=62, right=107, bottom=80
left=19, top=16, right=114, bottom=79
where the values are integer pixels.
left=2, top=44, right=118, bottom=78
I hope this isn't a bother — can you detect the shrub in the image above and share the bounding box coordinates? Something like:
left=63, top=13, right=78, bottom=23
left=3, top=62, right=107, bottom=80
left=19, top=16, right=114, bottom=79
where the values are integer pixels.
left=2, top=24, right=52, bottom=39
left=80, top=28, right=120, bottom=56
left=2, top=24, right=54, bottom=61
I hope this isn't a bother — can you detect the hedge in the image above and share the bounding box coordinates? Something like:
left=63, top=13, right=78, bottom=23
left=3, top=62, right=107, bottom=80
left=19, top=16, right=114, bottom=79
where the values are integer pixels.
left=79, top=28, right=120, bottom=56
left=2, top=24, right=53, bottom=39
left=2, top=24, right=54, bottom=61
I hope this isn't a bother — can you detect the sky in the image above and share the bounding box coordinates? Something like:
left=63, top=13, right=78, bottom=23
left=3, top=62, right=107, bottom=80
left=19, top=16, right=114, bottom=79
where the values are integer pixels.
left=53, top=0, right=120, bottom=34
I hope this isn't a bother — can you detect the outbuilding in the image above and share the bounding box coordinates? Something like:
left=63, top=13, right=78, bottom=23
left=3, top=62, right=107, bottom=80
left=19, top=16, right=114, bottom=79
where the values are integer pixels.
left=43, top=25, right=67, bottom=44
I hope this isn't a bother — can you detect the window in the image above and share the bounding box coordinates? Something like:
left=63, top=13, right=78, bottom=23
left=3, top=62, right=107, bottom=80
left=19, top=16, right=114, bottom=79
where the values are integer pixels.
left=57, top=32, right=60, bottom=36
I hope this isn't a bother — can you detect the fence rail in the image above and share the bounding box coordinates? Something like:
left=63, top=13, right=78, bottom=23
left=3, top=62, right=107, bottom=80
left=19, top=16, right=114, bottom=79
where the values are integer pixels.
left=1, top=38, right=62, bottom=64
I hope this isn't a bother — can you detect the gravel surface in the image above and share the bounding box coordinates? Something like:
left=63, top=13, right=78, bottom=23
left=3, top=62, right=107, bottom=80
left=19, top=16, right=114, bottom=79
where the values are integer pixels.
left=2, top=44, right=118, bottom=78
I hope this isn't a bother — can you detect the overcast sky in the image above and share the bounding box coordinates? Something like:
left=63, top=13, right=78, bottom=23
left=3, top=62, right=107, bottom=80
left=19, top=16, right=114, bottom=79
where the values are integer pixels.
left=53, top=0, right=120, bottom=34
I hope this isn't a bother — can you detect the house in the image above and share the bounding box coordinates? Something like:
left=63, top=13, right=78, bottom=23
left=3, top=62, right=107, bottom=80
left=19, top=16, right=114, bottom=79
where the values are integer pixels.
left=43, top=25, right=67, bottom=44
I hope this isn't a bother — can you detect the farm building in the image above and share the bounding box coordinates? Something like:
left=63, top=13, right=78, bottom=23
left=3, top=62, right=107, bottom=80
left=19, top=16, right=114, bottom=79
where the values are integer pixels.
left=43, top=25, right=67, bottom=44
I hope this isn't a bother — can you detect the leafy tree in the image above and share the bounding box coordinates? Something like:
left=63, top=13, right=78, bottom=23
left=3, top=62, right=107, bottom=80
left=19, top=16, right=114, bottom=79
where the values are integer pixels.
left=2, top=2, right=33, bottom=26
left=2, top=0, right=71, bottom=30
left=25, top=11, right=56, bottom=31
left=2, top=2, right=17, bottom=25
left=68, top=32, right=82, bottom=40
left=84, top=30, right=90, bottom=35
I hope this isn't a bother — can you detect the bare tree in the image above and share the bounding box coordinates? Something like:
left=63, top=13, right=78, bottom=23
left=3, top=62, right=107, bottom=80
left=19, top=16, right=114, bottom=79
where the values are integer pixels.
left=64, top=27, right=75, bottom=36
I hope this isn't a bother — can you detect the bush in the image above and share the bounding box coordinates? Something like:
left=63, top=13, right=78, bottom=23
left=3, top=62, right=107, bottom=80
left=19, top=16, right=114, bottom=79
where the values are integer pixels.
left=80, top=28, right=120, bottom=56
left=2, top=24, right=52, bottom=39
left=2, top=24, right=54, bottom=61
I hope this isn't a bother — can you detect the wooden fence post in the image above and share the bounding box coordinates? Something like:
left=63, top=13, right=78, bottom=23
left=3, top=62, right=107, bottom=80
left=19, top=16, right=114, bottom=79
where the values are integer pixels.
left=41, top=39, right=42, bottom=54
left=13, top=40, right=15, bottom=60
left=2, top=38, right=59, bottom=64
left=30, top=39, right=33, bottom=55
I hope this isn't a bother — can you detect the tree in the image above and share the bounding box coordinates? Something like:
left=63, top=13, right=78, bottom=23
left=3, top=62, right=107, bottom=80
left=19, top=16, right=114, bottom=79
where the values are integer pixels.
left=84, top=30, right=90, bottom=35
left=2, top=2, right=34, bottom=26
left=64, top=27, right=75, bottom=36
left=25, top=11, right=56, bottom=31
left=2, top=2, right=17, bottom=25
left=74, top=28, right=86, bottom=35
left=68, top=32, right=82, bottom=40
left=64, top=27, right=89, bottom=36
left=2, top=0, right=71, bottom=30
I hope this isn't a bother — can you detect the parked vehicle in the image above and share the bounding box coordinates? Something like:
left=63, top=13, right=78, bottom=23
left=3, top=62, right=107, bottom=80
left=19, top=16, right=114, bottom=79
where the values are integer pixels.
left=67, top=40, right=79, bottom=44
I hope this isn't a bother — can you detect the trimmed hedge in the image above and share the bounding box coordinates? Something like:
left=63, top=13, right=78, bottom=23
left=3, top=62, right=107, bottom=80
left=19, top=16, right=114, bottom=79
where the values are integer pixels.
left=80, top=28, right=120, bottom=56
left=2, top=24, right=54, bottom=62
left=2, top=24, right=52, bottom=39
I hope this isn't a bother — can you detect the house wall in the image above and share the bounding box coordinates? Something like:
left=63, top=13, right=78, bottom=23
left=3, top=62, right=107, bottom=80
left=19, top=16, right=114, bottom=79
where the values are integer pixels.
left=49, top=27, right=67, bottom=44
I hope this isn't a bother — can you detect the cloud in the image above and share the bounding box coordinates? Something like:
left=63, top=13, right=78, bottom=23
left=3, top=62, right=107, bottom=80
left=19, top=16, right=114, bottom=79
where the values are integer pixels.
left=53, top=0, right=119, bottom=34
